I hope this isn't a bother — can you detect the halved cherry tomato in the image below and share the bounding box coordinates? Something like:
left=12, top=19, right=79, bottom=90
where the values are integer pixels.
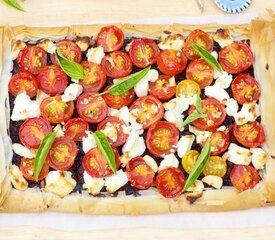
left=77, top=92, right=108, bottom=123
left=129, top=95, right=164, bottom=129
left=37, top=65, right=68, bottom=96
left=47, top=137, right=78, bottom=171
left=17, top=46, right=47, bottom=75
left=101, top=51, right=132, bottom=78
left=64, top=118, right=89, bottom=141
left=232, top=121, right=266, bottom=148
left=146, top=121, right=179, bottom=158
left=181, top=150, right=200, bottom=174
left=203, top=156, right=227, bottom=177
left=176, top=80, right=201, bottom=98
left=82, top=147, right=120, bottom=178
left=219, top=42, right=254, bottom=74
left=129, top=38, right=160, bottom=68
left=40, top=96, right=74, bottom=124
left=9, top=72, right=38, bottom=97
left=80, top=61, right=106, bottom=93
left=157, top=49, right=187, bottom=76
left=102, top=86, right=135, bottom=109
left=20, top=158, right=49, bottom=182
left=183, top=29, right=214, bottom=61
left=149, top=75, right=176, bottom=101
left=186, top=59, right=214, bottom=89
left=231, top=74, right=261, bottom=105
left=156, top=167, right=186, bottom=198
left=126, top=157, right=155, bottom=190
left=19, top=117, right=52, bottom=149
left=96, top=25, right=124, bottom=52
left=230, top=165, right=260, bottom=191
left=188, top=98, right=226, bottom=130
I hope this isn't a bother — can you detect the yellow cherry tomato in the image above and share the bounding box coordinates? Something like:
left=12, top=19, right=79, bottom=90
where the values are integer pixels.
left=176, top=80, right=201, bottom=98
left=181, top=150, right=200, bottom=174
left=203, top=156, right=227, bottom=177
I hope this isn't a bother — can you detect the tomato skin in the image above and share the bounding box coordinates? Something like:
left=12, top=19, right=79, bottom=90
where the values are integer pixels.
left=129, top=38, right=160, bottom=68
left=64, top=118, right=89, bottom=142
left=230, top=165, right=260, bottom=191
left=17, top=46, right=47, bottom=75
left=9, top=72, right=38, bottom=98
left=181, top=150, right=200, bottom=174
left=231, top=74, right=261, bottom=105
left=19, top=117, right=52, bottom=149
left=157, top=49, right=187, bottom=76
left=37, top=65, right=68, bottom=96
left=156, top=167, right=186, bottom=198
left=126, top=157, right=155, bottom=190
left=20, top=158, right=49, bottom=182
left=203, top=156, right=227, bottom=177
left=232, top=122, right=266, bottom=148
left=176, top=80, right=201, bottom=98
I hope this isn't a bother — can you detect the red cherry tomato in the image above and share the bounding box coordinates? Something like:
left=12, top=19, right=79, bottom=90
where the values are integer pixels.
left=64, top=118, right=89, bottom=142
left=20, top=158, right=49, bottom=182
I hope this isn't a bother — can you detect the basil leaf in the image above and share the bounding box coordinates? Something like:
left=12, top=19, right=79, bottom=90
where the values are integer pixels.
left=183, top=140, right=211, bottom=191
left=34, top=132, right=57, bottom=181
left=55, top=48, right=85, bottom=80
left=93, top=131, right=116, bottom=174
left=3, top=0, right=25, bottom=12
left=190, top=42, right=222, bottom=72
left=195, top=94, right=203, bottom=114
left=182, top=112, right=205, bottom=128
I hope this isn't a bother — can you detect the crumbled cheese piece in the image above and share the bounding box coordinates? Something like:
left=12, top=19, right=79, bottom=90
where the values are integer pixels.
left=177, top=135, right=195, bottom=158
left=101, top=122, right=118, bottom=142
left=125, top=40, right=133, bottom=52
left=214, top=71, right=233, bottom=89
left=36, top=90, right=50, bottom=105
left=54, top=124, right=64, bottom=137
left=82, top=131, right=97, bottom=153
left=186, top=180, right=204, bottom=192
left=12, top=143, right=36, bottom=159
left=11, top=40, right=27, bottom=60
left=189, top=125, right=212, bottom=144
left=61, top=83, right=83, bottom=102
left=234, top=102, right=260, bottom=125
left=158, top=34, right=185, bottom=51
left=211, top=51, right=218, bottom=60
left=37, top=39, right=56, bottom=54
left=205, top=85, right=229, bottom=104
left=158, top=154, right=179, bottom=171
left=251, top=148, right=267, bottom=170
left=83, top=171, right=104, bottom=195
left=217, top=125, right=226, bottom=132
left=86, top=46, right=105, bottom=64
left=104, top=170, right=128, bottom=193
left=169, top=76, right=176, bottom=86
left=202, top=175, right=223, bottom=189
left=143, top=155, right=158, bottom=173
left=75, top=36, right=90, bottom=52
left=226, top=143, right=252, bottom=165
left=8, top=165, right=28, bottom=191
left=213, top=29, right=234, bottom=48
left=109, top=106, right=130, bottom=125
left=164, top=110, right=183, bottom=131
left=226, top=98, right=239, bottom=117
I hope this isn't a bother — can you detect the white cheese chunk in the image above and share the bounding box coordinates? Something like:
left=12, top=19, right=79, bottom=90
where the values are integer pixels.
left=125, top=40, right=133, bottom=52
left=83, top=171, right=104, bottom=195
left=205, top=85, right=229, bottom=104
left=37, top=39, right=56, bottom=54
left=177, top=135, right=195, bottom=158
left=109, top=106, right=130, bottom=125
left=143, top=155, right=158, bottom=173
left=36, top=90, right=50, bottom=105
left=11, top=40, right=27, bottom=60
left=213, top=29, right=234, bottom=48
left=169, top=76, right=176, bottom=86
left=226, top=143, right=252, bottom=165
left=251, top=148, right=268, bottom=170
left=158, top=34, right=185, bottom=51
left=75, top=37, right=90, bottom=52
left=226, top=98, right=239, bottom=117
left=101, top=122, right=118, bottom=143
left=8, top=165, right=28, bottom=191
left=134, top=76, right=149, bottom=97
left=54, top=124, right=65, bottom=137
left=86, top=46, right=105, bottom=64
left=159, top=154, right=179, bottom=171
left=104, top=170, right=128, bottom=193
left=214, top=71, right=233, bottom=89
left=186, top=180, right=204, bottom=192
left=202, top=175, right=223, bottom=189
left=82, top=131, right=97, bottom=153
left=61, top=83, right=83, bottom=102
left=234, top=102, right=260, bottom=125
left=189, top=125, right=212, bottom=144
left=211, top=51, right=218, bottom=60
left=164, top=109, right=183, bottom=131
left=12, top=143, right=36, bottom=159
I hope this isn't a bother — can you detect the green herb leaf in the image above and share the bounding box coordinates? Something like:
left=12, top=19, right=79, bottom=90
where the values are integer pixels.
left=3, top=0, right=25, bottom=12
left=195, top=94, right=203, bottom=114
left=182, top=112, right=205, bottom=128
left=93, top=131, right=117, bottom=174
left=34, top=132, right=57, bottom=181
left=183, top=140, right=211, bottom=191
left=190, top=42, right=222, bottom=72
left=55, top=48, right=85, bottom=80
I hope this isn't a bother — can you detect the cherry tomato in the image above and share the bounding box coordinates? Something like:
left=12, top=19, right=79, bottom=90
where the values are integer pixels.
left=17, top=46, right=47, bottom=75
left=40, top=96, right=74, bottom=124
left=19, top=117, right=52, bottom=149
left=181, top=150, right=200, bottom=174
left=203, top=156, right=227, bottom=177
left=146, top=121, right=179, bottom=158
left=101, top=51, right=132, bottom=78
left=20, top=158, right=49, bottom=182
left=8, top=72, right=38, bottom=98
left=156, top=167, right=186, bottom=198
left=232, top=121, right=266, bottom=148
left=96, top=25, right=124, bottom=52
left=230, top=165, right=260, bottom=191
left=64, top=118, right=89, bottom=142
left=126, top=157, right=155, bottom=190
left=77, top=92, right=108, bottom=123
left=231, top=74, right=261, bottom=105
left=186, top=59, right=214, bottom=89
left=183, top=29, right=214, bottom=60
left=176, top=80, right=201, bottom=98
left=129, top=95, right=164, bottom=129
left=219, top=42, right=254, bottom=74
left=157, top=49, right=187, bottom=76
left=129, top=38, right=160, bottom=68
left=37, top=65, right=68, bottom=96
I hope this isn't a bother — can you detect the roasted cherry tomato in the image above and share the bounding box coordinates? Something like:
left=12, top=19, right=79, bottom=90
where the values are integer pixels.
left=188, top=98, right=226, bottom=130
left=232, top=121, right=266, bottom=148
left=129, top=95, right=164, bottom=129
left=20, top=158, right=49, bottom=182
left=129, top=38, right=160, bottom=68
left=231, top=74, right=261, bottom=105
left=37, top=65, right=68, bottom=96
left=230, top=165, right=260, bottom=191
left=219, top=42, right=254, bottom=74
left=47, top=137, right=78, bottom=171
left=19, top=117, right=52, bottom=149
left=17, top=46, right=47, bottom=75
left=102, top=86, right=135, bottom=109
left=77, top=92, right=108, bottom=123
left=181, top=150, right=200, bottom=174
left=8, top=72, right=38, bottom=98
left=101, top=51, right=132, bottom=78
left=146, top=121, right=179, bottom=158
left=80, top=61, right=106, bottom=93
left=157, top=49, right=187, bottom=76
left=97, top=116, right=129, bottom=147
left=40, top=96, right=74, bottom=124
left=64, top=118, right=89, bottom=141
left=126, top=157, right=155, bottom=190
left=156, top=167, right=186, bottom=198
left=96, top=25, right=124, bottom=52
left=82, top=147, right=120, bottom=178
left=149, top=75, right=176, bottom=101
left=203, top=156, right=227, bottom=177
left=183, top=29, right=214, bottom=60
left=176, top=80, right=201, bottom=98
left=186, top=59, right=214, bottom=89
